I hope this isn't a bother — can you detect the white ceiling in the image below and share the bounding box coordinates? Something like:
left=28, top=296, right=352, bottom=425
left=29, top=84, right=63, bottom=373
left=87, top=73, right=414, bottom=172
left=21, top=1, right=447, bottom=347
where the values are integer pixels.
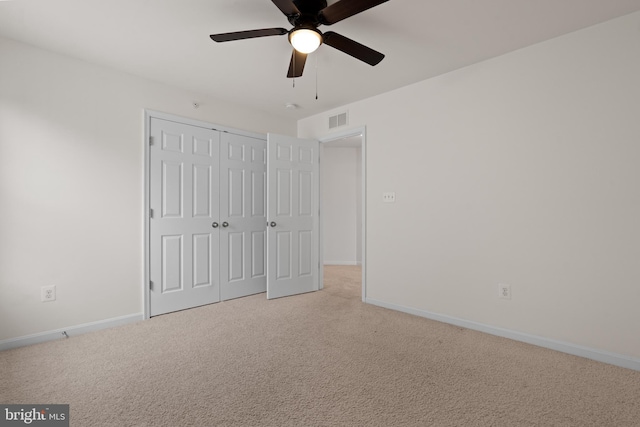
left=2, top=0, right=640, bottom=120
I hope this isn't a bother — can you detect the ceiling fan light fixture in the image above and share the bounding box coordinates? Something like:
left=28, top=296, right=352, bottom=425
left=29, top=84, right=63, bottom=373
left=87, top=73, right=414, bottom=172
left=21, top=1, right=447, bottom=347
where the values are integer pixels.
left=209, top=0, right=388, bottom=78
left=289, top=28, right=322, bottom=54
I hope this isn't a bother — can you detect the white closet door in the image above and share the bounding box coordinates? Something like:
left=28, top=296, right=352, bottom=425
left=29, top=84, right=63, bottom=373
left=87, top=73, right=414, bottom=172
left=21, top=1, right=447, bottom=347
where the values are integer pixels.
left=149, top=118, right=220, bottom=316
left=266, top=133, right=320, bottom=299
left=219, top=133, right=267, bottom=300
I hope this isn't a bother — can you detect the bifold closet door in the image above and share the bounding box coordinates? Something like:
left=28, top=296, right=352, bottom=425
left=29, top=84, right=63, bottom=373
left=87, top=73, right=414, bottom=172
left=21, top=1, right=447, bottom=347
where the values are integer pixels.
left=149, top=118, right=221, bottom=316
left=219, top=133, right=267, bottom=300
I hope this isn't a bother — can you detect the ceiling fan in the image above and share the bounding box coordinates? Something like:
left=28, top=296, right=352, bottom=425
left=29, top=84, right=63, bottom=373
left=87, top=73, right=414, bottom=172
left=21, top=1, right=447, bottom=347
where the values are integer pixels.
left=210, top=0, right=388, bottom=78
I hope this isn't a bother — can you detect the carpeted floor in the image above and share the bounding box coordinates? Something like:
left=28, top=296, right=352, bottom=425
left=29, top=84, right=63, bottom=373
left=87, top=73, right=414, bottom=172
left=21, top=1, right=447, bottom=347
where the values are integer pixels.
left=1, top=265, right=639, bottom=426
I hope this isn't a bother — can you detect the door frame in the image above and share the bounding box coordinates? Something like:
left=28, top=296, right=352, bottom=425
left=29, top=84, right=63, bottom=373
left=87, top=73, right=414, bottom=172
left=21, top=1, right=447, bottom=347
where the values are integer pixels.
left=319, top=126, right=367, bottom=301
left=143, top=109, right=267, bottom=319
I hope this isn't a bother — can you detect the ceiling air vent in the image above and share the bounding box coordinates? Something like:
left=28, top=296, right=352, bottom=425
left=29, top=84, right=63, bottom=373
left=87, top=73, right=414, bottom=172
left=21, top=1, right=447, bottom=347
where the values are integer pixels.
left=329, top=111, right=348, bottom=129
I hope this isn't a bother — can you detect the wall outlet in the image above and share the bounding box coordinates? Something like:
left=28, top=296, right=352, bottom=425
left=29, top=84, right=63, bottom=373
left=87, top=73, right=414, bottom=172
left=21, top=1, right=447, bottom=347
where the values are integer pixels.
left=498, top=283, right=511, bottom=300
left=41, top=285, right=56, bottom=302
left=383, top=192, right=396, bottom=203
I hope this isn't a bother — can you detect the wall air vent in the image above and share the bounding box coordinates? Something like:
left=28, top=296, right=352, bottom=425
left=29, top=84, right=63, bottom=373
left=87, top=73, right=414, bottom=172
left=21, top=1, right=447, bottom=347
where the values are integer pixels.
left=329, top=111, right=348, bottom=129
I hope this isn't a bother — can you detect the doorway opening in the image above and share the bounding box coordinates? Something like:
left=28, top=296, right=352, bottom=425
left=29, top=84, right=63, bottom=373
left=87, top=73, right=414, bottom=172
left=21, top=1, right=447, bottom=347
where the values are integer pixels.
left=320, top=128, right=366, bottom=301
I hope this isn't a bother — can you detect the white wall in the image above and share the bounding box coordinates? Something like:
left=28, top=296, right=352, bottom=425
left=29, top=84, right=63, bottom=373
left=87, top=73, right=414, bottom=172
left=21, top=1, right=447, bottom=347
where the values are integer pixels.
left=322, top=146, right=360, bottom=265
left=299, top=12, right=640, bottom=360
left=0, top=37, right=296, bottom=341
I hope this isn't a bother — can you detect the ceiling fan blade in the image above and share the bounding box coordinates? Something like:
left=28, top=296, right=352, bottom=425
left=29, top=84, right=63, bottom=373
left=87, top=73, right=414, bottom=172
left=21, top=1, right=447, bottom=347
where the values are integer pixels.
left=323, top=31, right=384, bottom=66
left=287, top=49, right=307, bottom=78
left=271, top=0, right=300, bottom=17
left=210, top=28, right=288, bottom=43
left=319, top=0, right=389, bottom=25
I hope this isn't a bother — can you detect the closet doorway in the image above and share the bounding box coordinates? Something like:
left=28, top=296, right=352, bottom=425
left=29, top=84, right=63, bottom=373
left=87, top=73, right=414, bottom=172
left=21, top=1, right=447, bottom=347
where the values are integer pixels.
left=144, top=111, right=321, bottom=318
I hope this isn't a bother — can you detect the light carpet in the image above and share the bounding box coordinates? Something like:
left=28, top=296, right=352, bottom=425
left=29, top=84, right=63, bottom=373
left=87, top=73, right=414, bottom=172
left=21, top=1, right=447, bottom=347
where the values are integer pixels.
left=1, top=265, right=639, bottom=426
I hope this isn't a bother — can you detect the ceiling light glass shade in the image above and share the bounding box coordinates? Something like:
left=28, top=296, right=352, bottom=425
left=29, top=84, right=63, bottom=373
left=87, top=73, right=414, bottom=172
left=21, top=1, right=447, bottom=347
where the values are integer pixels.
left=289, top=29, right=322, bottom=54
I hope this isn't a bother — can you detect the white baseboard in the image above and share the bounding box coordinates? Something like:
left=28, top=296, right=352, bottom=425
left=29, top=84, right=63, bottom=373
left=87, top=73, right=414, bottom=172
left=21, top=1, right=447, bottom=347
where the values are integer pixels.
left=365, top=298, right=640, bottom=372
left=324, top=261, right=359, bottom=266
left=0, top=313, right=143, bottom=352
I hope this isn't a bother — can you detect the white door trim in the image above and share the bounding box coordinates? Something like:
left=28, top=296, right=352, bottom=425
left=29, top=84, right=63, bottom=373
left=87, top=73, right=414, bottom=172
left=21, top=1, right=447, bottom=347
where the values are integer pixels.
left=319, top=126, right=367, bottom=302
left=143, top=109, right=266, bottom=319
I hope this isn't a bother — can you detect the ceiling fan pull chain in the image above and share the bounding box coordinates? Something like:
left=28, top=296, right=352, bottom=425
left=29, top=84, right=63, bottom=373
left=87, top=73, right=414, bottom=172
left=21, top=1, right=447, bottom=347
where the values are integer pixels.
left=315, top=54, right=319, bottom=100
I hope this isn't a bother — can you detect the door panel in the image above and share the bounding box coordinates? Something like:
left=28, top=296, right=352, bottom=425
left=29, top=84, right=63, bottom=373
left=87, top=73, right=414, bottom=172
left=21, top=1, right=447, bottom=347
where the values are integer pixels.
left=192, top=233, right=212, bottom=287
left=228, top=231, right=244, bottom=281
left=251, top=231, right=266, bottom=277
left=251, top=170, right=265, bottom=217
left=276, top=231, right=292, bottom=279
left=299, top=170, right=313, bottom=215
left=299, top=231, right=312, bottom=276
left=220, top=133, right=267, bottom=300
left=192, top=164, right=212, bottom=217
left=150, top=118, right=220, bottom=316
left=162, top=161, right=183, bottom=218
left=267, top=134, right=319, bottom=299
left=161, top=235, right=182, bottom=292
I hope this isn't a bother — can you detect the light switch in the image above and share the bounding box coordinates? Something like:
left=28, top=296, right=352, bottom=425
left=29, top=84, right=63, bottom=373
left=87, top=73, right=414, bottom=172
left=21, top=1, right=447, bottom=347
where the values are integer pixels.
left=383, top=192, right=396, bottom=203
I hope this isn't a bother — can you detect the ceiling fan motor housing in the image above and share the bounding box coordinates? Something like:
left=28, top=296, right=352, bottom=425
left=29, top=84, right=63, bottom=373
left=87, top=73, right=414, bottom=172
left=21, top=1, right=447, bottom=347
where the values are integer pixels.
left=288, top=0, right=328, bottom=26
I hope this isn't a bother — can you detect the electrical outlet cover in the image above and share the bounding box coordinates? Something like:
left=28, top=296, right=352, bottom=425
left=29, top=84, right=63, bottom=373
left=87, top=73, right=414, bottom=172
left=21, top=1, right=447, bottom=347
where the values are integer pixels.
left=498, top=283, right=511, bottom=299
left=41, top=285, right=56, bottom=302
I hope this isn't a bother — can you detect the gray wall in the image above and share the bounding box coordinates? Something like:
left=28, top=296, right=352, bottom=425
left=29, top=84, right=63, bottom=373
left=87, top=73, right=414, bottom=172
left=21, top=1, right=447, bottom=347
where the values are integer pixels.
left=0, top=37, right=296, bottom=341
left=299, top=12, right=640, bottom=361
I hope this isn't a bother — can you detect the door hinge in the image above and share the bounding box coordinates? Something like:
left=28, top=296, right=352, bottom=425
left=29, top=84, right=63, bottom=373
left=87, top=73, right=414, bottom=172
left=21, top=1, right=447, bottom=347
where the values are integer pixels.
left=150, top=208, right=154, bottom=218
left=149, top=280, right=154, bottom=291
left=149, top=136, right=154, bottom=146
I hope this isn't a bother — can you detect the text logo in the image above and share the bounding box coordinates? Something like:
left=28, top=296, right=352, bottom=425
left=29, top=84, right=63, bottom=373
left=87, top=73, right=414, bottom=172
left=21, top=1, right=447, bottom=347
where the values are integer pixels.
left=1, top=405, right=68, bottom=427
